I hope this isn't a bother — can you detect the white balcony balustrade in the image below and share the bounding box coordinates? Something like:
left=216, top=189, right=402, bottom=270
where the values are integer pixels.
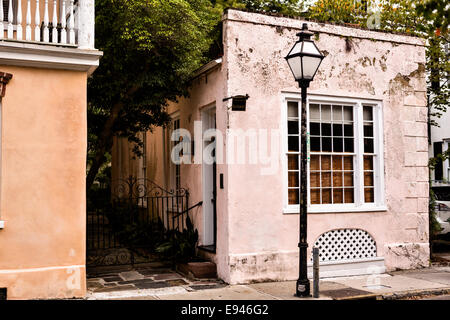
left=0, top=0, right=94, bottom=49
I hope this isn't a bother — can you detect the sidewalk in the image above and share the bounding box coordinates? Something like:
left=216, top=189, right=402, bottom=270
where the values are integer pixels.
left=86, top=265, right=450, bottom=300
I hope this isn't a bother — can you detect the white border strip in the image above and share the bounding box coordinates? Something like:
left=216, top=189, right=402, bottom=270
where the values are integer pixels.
left=0, top=41, right=102, bottom=75
left=87, top=286, right=189, bottom=300
left=0, top=265, right=85, bottom=274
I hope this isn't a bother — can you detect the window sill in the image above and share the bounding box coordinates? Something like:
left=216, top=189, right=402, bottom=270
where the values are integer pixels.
left=283, top=204, right=388, bottom=214
left=0, top=221, right=4, bottom=229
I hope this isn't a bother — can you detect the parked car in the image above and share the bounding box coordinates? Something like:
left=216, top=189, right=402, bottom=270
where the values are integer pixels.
left=435, top=201, right=450, bottom=235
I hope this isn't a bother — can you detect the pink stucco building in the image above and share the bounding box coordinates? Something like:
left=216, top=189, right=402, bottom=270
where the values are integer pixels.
left=113, top=9, right=429, bottom=284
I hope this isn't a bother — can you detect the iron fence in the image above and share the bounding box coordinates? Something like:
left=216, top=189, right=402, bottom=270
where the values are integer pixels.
left=87, top=176, right=189, bottom=266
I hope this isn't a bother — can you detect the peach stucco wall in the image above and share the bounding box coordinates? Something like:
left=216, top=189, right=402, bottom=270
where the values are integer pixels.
left=0, top=66, right=87, bottom=299
left=111, top=61, right=230, bottom=278
left=113, top=10, right=429, bottom=285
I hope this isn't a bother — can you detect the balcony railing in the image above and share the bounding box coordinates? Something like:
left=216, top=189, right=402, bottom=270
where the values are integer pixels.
left=0, top=0, right=82, bottom=46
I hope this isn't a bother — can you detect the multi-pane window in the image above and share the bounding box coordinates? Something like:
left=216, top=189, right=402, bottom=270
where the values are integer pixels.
left=363, top=106, right=375, bottom=203
left=309, top=104, right=355, bottom=204
left=287, top=101, right=300, bottom=205
left=284, top=97, right=384, bottom=211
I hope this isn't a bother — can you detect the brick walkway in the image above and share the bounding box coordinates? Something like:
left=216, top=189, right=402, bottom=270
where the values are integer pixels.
left=87, top=262, right=226, bottom=294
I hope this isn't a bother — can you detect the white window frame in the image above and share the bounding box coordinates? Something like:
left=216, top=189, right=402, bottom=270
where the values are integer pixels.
left=282, top=93, right=386, bottom=214
left=169, top=112, right=181, bottom=192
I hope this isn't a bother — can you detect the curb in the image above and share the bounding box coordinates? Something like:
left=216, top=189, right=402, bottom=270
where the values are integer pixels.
left=335, top=287, right=450, bottom=300
left=328, top=284, right=450, bottom=300
left=380, top=287, right=450, bottom=300
left=332, top=293, right=379, bottom=301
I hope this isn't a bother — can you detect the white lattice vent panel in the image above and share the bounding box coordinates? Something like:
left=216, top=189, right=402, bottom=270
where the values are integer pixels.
left=312, top=229, right=377, bottom=262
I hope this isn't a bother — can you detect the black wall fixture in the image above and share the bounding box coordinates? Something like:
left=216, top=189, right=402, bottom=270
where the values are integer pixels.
left=223, top=94, right=250, bottom=111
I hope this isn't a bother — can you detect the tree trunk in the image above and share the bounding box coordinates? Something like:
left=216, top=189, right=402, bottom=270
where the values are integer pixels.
left=86, top=145, right=109, bottom=191
left=86, top=102, right=123, bottom=191
left=86, top=85, right=140, bottom=191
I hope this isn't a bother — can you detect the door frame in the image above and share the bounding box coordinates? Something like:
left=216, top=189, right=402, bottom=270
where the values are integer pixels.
left=201, top=105, right=216, bottom=247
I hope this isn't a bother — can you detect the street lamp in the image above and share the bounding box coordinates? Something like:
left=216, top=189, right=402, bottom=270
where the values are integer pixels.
left=285, top=23, right=324, bottom=297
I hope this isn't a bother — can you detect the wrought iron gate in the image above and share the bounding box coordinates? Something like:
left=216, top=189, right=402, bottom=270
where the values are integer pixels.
left=87, top=176, right=189, bottom=266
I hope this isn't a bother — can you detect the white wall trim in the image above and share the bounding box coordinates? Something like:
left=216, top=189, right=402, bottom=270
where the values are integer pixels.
left=0, top=264, right=85, bottom=274
left=0, top=41, right=102, bottom=75
left=0, top=221, right=4, bottom=229
left=283, top=204, right=388, bottom=214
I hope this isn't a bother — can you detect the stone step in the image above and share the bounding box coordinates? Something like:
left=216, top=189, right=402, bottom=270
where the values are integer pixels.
left=177, top=262, right=217, bottom=279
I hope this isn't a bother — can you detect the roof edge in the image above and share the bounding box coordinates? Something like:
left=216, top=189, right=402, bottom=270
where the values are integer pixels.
left=223, top=8, right=424, bottom=45
left=191, top=58, right=222, bottom=80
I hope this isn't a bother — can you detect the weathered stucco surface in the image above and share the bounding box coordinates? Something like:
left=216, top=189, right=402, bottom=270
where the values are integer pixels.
left=223, top=10, right=428, bottom=284
left=0, top=66, right=87, bottom=299
left=114, top=9, right=429, bottom=285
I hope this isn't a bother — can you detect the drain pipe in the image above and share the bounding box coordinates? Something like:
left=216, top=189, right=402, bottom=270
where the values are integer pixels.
left=313, top=247, right=320, bottom=298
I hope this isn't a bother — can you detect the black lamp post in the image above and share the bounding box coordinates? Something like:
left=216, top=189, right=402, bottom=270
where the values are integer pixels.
left=285, top=23, right=324, bottom=297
